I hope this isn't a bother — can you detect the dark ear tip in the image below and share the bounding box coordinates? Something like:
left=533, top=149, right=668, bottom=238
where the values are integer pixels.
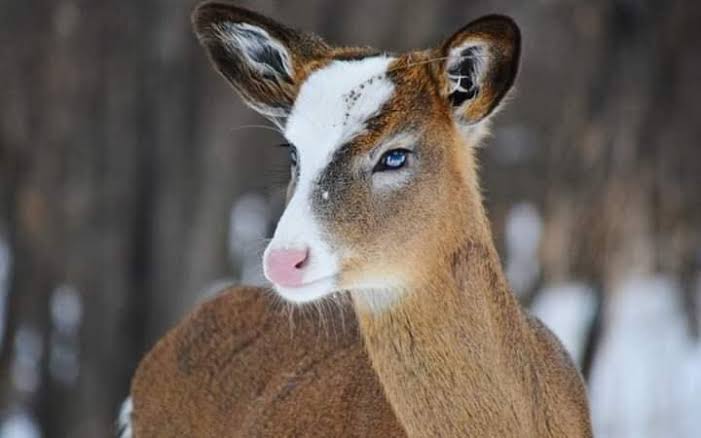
left=445, top=14, right=521, bottom=54
left=469, top=14, right=520, bottom=44
left=191, top=1, right=226, bottom=36
left=191, top=1, right=251, bottom=37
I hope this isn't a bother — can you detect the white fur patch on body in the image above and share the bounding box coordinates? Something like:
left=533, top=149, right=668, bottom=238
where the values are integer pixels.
left=264, top=56, right=396, bottom=303
left=117, top=397, right=133, bottom=438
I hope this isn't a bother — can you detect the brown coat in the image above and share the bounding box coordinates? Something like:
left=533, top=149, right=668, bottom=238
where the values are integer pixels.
left=130, top=286, right=405, bottom=437
left=128, top=4, right=593, bottom=437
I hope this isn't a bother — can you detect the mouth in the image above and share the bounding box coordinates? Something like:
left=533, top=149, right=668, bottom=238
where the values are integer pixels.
left=271, top=274, right=338, bottom=303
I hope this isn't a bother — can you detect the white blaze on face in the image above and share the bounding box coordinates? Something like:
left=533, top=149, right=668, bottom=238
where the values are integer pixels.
left=263, top=56, right=396, bottom=303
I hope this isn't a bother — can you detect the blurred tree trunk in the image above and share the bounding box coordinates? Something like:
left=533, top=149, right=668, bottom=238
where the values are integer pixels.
left=533, top=0, right=701, bottom=361
left=0, top=0, right=270, bottom=435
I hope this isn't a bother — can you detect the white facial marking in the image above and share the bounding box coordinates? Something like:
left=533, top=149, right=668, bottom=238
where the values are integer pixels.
left=286, top=56, right=396, bottom=186
left=264, top=56, right=396, bottom=303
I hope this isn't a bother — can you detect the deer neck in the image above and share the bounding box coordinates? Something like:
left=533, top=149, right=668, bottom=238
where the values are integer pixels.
left=351, top=212, right=536, bottom=436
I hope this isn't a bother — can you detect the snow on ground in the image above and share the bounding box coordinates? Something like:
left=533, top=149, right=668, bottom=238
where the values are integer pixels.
left=10, top=325, right=43, bottom=394
left=588, top=275, right=701, bottom=438
left=117, top=397, right=133, bottom=438
left=0, top=410, right=41, bottom=438
left=530, top=282, right=597, bottom=364
left=48, top=285, right=82, bottom=385
left=504, top=202, right=543, bottom=296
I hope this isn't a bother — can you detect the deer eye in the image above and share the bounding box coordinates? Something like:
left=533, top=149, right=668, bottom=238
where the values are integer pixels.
left=374, top=149, right=410, bottom=172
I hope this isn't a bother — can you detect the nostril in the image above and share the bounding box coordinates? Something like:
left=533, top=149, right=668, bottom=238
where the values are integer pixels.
left=264, top=247, right=310, bottom=287
left=294, top=249, right=309, bottom=270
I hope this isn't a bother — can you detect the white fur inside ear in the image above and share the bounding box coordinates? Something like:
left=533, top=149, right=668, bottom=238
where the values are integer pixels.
left=446, top=43, right=488, bottom=104
left=215, top=22, right=294, bottom=81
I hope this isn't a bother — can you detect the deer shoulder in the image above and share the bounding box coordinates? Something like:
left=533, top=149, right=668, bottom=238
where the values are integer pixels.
left=127, top=286, right=403, bottom=437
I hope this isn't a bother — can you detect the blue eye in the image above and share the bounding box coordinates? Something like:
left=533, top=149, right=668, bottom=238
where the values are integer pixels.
left=375, top=149, right=410, bottom=172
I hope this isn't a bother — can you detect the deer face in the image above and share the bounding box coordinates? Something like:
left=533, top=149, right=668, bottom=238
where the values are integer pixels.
left=193, top=2, right=520, bottom=306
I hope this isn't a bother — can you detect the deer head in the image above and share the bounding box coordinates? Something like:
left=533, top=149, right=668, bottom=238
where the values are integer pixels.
left=193, top=2, right=520, bottom=308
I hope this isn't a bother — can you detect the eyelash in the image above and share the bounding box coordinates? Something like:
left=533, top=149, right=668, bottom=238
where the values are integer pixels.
left=278, top=143, right=412, bottom=173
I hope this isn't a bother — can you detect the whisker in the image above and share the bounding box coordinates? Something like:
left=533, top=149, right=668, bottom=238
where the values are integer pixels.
left=320, top=54, right=454, bottom=105
left=387, top=54, right=452, bottom=74
left=229, top=124, right=284, bottom=135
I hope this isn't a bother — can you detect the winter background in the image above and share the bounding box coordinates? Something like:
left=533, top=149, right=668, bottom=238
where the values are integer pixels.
left=1, top=0, right=700, bottom=437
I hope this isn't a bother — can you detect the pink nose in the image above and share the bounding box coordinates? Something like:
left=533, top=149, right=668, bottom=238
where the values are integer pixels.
left=264, top=248, right=309, bottom=287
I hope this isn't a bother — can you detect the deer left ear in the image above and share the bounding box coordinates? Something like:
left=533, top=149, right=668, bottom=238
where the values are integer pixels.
left=436, top=15, right=521, bottom=125
left=192, top=2, right=330, bottom=123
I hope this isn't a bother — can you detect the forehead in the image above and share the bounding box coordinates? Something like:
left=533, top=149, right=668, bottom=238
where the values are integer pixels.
left=284, top=56, right=396, bottom=164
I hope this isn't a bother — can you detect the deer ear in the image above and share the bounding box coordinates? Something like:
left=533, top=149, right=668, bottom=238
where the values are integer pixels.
left=192, top=2, right=329, bottom=122
left=436, top=15, right=520, bottom=126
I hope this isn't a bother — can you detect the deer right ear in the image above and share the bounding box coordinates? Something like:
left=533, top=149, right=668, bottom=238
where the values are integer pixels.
left=435, top=15, right=521, bottom=127
left=192, top=2, right=329, bottom=122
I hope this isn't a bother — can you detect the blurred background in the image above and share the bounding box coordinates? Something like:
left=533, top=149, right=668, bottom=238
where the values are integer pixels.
left=1, top=0, right=700, bottom=436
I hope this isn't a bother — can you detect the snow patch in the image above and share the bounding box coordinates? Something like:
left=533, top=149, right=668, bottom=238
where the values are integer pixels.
left=50, top=285, right=82, bottom=336
left=588, top=275, right=701, bottom=438
left=530, top=282, right=597, bottom=364
left=117, top=397, right=133, bottom=438
left=0, top=410, right=41, bottom=438
left=504, top=202, right=543, bottom=295
left=11, top=325, right=43, bottom=394
left=48, top=336, right=79, bottom=386
left=48, top=285, right=82, bottom=385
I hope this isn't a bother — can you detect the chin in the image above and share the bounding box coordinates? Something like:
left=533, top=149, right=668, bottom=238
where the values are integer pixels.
left=272, top=276, right=338, bottom=304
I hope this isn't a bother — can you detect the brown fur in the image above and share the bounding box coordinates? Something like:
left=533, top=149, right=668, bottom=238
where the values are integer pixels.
left=129, top=3, right=593, bottom=437
left=131, top=287, right=404, bottom=437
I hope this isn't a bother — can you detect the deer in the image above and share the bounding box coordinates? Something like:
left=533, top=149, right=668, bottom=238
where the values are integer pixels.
left=121, top=2, right=593, bottom=437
